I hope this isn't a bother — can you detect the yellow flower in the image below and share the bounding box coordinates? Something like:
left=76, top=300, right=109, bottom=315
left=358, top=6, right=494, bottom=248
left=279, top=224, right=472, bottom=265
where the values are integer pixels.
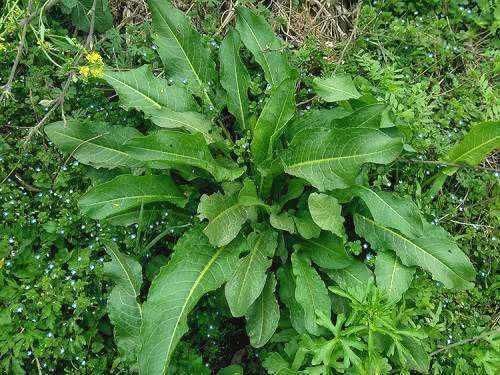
left=0, top=43, right=5, bottom=52
left=89, top=65, right=104, bottom=78
left=0, top=258, right=4, bottom=269
left=85, top=51, right=103, bottom=64
left=79, top=65, right=91, bottom=78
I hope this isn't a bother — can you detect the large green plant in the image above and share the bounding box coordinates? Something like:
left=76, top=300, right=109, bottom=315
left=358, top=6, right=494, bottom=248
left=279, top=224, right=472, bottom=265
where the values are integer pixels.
left=45, top=1, right=480, bottom=373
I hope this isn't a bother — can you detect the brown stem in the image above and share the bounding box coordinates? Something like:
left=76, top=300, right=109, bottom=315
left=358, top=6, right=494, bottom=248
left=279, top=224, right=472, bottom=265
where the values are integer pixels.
left=24, top=0, right=97, bottom=142
left=1, top=0, right=34, bottom=97
left=430, top=328, right=499, bottom=357
left=1, top=0, right=58, bottom=99
left=14, top=173, right=41, bottom=192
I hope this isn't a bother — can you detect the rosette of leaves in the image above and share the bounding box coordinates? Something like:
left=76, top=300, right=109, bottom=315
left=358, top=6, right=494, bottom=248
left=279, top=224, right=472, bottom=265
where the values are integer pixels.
left=45, top=1, right=476, bottom=373
left=263, top=281, right=431, bottom=374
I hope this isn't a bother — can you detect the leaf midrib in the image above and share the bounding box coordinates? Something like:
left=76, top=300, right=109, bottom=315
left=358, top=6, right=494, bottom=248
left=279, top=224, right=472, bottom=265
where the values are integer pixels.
left=81, top=193, right=181, bottom=207
left=232, top=40, right=247, bottom=130
left=52, top=130, right=131, bottom=158
left=286, top=145, right=400, bottom=169
left=106, top=246, right=142, bottom=296
left=448, top=136, right=499, bottom=163
left=161, top=245, right=227, bottom=373
left=153, top=3, right=213, bottom=106
left=235, top=235, right=266, bottom=309
left=125, top=144, right=208, bottom=166
left=315, top=79, right=358, bottom=97
left=359, top=216, right=467, bottom=282
left=356, top=185, right=420, bottom=235
left=240, top=14, right=275, bottom=87
left=104, top=72, right=162, bottom=110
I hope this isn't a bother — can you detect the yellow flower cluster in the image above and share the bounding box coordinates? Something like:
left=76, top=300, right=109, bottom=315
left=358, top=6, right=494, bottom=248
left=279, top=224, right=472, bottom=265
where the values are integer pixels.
left=0, top=43, right=5, bottom=53
left=79, top=51, right=104, bottom=79
left=86, top=51, right=103, bottom=64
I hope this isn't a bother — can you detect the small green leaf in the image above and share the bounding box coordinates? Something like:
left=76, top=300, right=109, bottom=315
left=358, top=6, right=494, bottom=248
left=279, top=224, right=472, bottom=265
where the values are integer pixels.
left=291, top=252, right=331, bottom=335
left=246, top=273, right=280, bottom=348
left=444, top=120, right=500, bottom=167
left=225, top=230, right=277, bottom=316
left=375, top=251, right=415, bottom=302
left=198, top=190, right=251, bottom=247
left=299, top=232, right=354, bottom=270
left=103, top=243, right=143, bottom=362
left=429, top=120, right=500, bottom=197
left=79, top=174, right=186, bottom=220
left=293, top=209, right=321, bottom=240
left=71, top=0, right=112, bottom=33
left=313, top=75, right=361, bottom=102
left=219, top=29, right=251, bottom=131
left=308, top=193, right=345, bottom=238
left=104, top=65, right=196, bottom=113
left=263, top=352, right=292, bottom=374
left=45, top=120, right=142, bottom=169
left=277, top=265, right=306, bottom=334
left=238, top=179, right=263, bottom=207
left=270, top=211, right=296, bottom=233
left=326, top=260, right=373, bottom=301
left=103, top=66, right=214, bottom=141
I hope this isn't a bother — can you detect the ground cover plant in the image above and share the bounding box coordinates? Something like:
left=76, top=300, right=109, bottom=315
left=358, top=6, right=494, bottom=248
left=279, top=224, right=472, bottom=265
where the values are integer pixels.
left=1, top=0, right=499, bottom=374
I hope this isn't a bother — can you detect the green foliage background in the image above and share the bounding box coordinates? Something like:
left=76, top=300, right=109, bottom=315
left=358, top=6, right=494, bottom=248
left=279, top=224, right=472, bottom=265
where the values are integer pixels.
left=0, top=0, right=498, bottom=374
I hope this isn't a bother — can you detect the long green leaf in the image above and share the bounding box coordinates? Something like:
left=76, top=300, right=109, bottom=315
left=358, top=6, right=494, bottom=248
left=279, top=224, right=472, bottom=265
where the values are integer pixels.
left=283, top=128, right=402, bottom=190
left=149, top=0, right=216, bottom=103
left=443, top=120, right=500, bottom=167
left=225, top=230, right=277, bottom=316
left=428, top=120, right=500, bottom=198
left=139, top=227, right=244, bottom=374
left=235, top=7, right=293, bottom=88
left=245, top=273, right=280, bottom=348
left=354, top=214, right=475, bottom=289
left=104, top=65, right=196, bottom=113
left=219, top=29, right=250, bottom=132
left=252, top=79, right=296, bottom=164
left=291, top=252, right=331, bottom=335
left=79, top=174, right=186, bottom=219
left=374, top=251, right=415, bottom=302
left=103, top=66, right=214, bottom=141
left=124, top=130, right=244, bottom=182
left=103, top=243, right=143, bottom=362
left=352, top=186, right=424, bottom=237
left=277, top=265, right=306, bottom=334
left=45, top=120, right=142, bottom=169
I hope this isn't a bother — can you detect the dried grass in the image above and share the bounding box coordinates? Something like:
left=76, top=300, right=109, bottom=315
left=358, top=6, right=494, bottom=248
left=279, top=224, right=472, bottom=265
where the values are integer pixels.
left=269, top=0, right=359, bottom=47
left=108, top=0, right=359, bottom=46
